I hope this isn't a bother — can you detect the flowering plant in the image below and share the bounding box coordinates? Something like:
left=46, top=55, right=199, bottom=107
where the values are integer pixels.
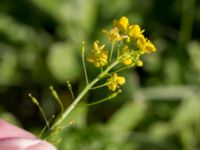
left=29, top=16, right=156, bottom=142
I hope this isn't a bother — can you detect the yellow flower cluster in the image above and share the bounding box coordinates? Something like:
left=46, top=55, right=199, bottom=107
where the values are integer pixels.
left=86, top=16, right=157, bottom=91
left=87, top=40, right=108, bottom=67
left=120, top=45, right=143, bottom=67
left=103, top=16, right=156, bottom=66
left=105, top=16, right=145, bottom=41
left=107, top=73, right=125, bottom=91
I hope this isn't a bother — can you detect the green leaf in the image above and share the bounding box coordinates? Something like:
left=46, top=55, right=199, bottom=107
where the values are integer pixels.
left=46, top=42, right=81, bottom=82
left=108, top=100, right=147, bottom=132
left=32, top=0, right=97, bottom=37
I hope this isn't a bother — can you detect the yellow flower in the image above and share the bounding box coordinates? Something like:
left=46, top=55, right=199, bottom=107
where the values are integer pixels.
left=87, top=41, right=108, bottom=67
left=137, top=35, right=156, bottom=53
left=113, top=16, right=129, bottom=33
left=136, top=60, right=143, bottom=67
left=87, top=52, right=108, bottom=67
left=128, top=24, right=144, bottom=38
left=120, top=45, right=133, bottom=65
left=107, top=73, right=126, bottom=91
left=123, top=58, right=132, bottom=65
left=102, top=28, right=121, bottom=41
left=93, top=40, right=105, bottom=54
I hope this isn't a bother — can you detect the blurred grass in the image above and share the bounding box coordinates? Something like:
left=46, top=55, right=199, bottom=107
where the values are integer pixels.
left=0, top=0, right=200, bottom=149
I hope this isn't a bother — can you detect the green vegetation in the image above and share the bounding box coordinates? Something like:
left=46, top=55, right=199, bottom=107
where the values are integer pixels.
left=0, top=0, right=200, bottom=149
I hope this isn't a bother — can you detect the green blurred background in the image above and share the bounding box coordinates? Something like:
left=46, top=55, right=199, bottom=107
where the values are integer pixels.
left=0, top=0, right=200, bottom=149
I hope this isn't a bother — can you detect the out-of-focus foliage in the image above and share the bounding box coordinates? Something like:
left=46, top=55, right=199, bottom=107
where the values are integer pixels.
left=0, top=0, right=200, bottom=149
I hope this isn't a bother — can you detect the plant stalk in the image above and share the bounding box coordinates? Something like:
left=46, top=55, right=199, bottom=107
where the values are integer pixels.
left=47, top=60, right=119, bottom=136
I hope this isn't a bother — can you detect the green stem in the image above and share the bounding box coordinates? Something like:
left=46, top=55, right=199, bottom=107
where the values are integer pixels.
left=82, top=41, right=89, bottom=85
left=178, top=0, right=195, bottom=48
left=48, top=60, right=119, bottom=135
left=49, top=86, right=64, bottom=113
left=28, top=94, right=49, bottom=129
left=79, top=89, right=121, bottom=107
left=114, top=66, right=130, bottom=73
left=109, top=41, right=115, bottom=62
left=66, top=81, right=75, bottom=99
left=38, top=105, right=49, bottom=129
left=91, top=83, right=108, bottom=90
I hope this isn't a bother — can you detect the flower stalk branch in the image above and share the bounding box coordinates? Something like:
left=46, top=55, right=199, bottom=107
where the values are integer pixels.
left=46, top=60, right=119, bottom=137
